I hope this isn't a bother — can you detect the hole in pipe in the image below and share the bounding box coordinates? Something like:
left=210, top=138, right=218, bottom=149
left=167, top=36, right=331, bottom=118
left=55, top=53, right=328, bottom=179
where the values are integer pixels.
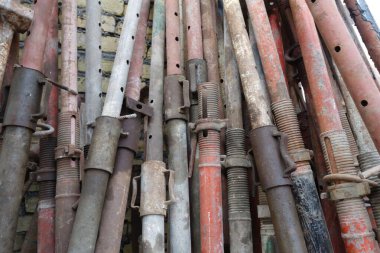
left=334, top=46, right=341, bottom=52
left=120, top=87, right=124, bottom=92
left=136, top=104, right=143, bottom=109
left=361, top=100, right=368, bottom=107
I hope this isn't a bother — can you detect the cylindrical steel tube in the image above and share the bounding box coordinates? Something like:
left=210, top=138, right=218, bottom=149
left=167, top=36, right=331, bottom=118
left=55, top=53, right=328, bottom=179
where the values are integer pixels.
left=85, top=0, right=102, bottom=144
left=184, top=1, right=205, bottom=252
left=95, top=0, right=150, bottom=252
left=55, top=1, right=80, bottom=252
left=224, top=17, right=253, bottom=253
left=197, top=82, right=224, bottom=253
left=245, top=0, right=332, bottom=251
left=0, top=0, right=52, bottom=250
left=165, top=1, right=192, bottom=252
left=223, top=1, right=308, bottom=252
left=38, top=2, right=58, bottom=252
left=141, top=1, right=166, bottom=252
left=305, top=0, right=380, bottom=154
left=67, top=1, right=142, bottom=252
left=290, top=0, right=380, bottom=251
left=101, top=0, right=143, bottom=118
left=343, top=0, right=380, bottom=72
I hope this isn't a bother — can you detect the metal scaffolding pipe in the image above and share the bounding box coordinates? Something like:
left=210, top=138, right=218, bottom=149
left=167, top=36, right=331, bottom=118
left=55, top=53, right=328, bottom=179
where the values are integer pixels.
left=343, top=0, right=380, bottom=73
left=84, top=0, right=102, bottom=145
left=67, top=1, right=143, bottom=252
left=135, top=1, right=168, bottom=252
left=289, top=0, right=380, bottom=251
left=165, top=1, right=192, bottom=252
left=223, top=0, right=308, bottom=252
left=0, top=1, right=53, bottom=250
left=331, top=60, right=380, bottom=241
left=245, top=0, right=332, bottom=251
left=224, top=17, right=253, bottom=253
left=95, top=0, right=150, bottom=252
left=55, top=1, right=80, bottom=252
left=184, top=1, right=205, bottom=252
left=38, top=1, right=58, bottom=252
left=305, top=0, right=380, bottom=154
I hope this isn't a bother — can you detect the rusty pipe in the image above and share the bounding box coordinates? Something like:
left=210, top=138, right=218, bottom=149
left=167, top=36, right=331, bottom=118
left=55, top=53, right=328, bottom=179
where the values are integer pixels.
left=184, top=1, right=206, bottom=251
left=37, top=2, right=59, bottom=253
left=289, top=0, right=380, bottom=251
left=343, top=0, right=380, bottom=73
left=55, top=1, right=80, bottom=252
left=245, top=0, right=332, bottom=251
left=95, top=1, right=150, bottom=252
left=223, top=1, right=308, bottom=252
left=67, top=1, right=142, bottom=252
left=305, top=0, right=380, bottom=154
left=223, top=16, right=253, bottom=253
left=165, top=1, right=192, bottom=253
left=0, top=0, right=53, bottom=250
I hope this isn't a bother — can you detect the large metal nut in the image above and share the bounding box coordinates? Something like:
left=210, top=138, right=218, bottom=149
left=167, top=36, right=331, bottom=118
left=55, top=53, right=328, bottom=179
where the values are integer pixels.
left=85, top=116, right=121, bottom=174
left=224, top=156, right=251, bottom=168
left=327, top=182, right=371, bottom=201
left=289, top=149, right=313, bottom=163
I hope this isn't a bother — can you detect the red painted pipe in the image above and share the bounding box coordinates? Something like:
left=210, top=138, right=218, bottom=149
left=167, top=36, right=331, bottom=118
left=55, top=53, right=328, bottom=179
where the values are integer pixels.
left=269, top=8, right=286, bottom=78
left=305, top=0, right=380, bottom=154
left=38, top=1, right=58, bottom=253
left=289, top=0, right=379, bottom=252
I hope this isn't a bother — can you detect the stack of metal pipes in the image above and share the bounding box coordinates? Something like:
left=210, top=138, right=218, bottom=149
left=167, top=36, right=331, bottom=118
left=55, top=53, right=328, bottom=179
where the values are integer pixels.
left=0, top=0, right=379, bottom=252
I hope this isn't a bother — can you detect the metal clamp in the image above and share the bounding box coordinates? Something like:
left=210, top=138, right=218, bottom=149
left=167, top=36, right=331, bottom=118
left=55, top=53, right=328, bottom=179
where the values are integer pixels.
left=289, top=149, right=313, bottom=163
left=190, top=118, right=227, bottom=133
left=131, top=160, right=175, bottom=217
left=222, top=155, right=252, bottom=169
left=125, top=96, right=153, bottom=117
left=326, top=182, right=371, bottom=201
left=35, top=169, right=56, bottom=182
left=272, top=130, right=297, bottom=175
left=55, top=144, right=82, bottom=159
left=186, top=58, right=207, bottom=94
left=85, top=116, right=121, bottom=174
left=3, top=66, right=48, bottom=130
left=164, top=75, right=190, bottom=121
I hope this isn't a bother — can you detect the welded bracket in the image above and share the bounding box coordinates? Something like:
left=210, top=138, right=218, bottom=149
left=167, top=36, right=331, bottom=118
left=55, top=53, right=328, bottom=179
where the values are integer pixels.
left=131, top=160, right=175, bottom=216
left=164, top=74, right=190, bottom=122
left=186, top=58, right=207, bottom=95
left=289, top=149, right=313, bottom=163
left=125, top=96, right=153, bottom=117
left=189, top=118, right=228, bottom=133
left=55, top=144, right=82, bottom=159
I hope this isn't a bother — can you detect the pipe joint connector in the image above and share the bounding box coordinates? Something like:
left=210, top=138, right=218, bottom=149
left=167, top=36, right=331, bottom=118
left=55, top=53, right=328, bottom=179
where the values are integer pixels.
left=164, top=75, right=190, bottom=122
left=118, top=116, right=141, bottom=154
left=131, top=160, right=175, bottom=217
left=186, top=58, right=207, bottom=96
left=85, top=116, right=121, bottom=174
left=250, top=125, right=293, bottom=191
left=325, top=182, right=371, bottom=201
left=3, top=66, right=50, bottom=130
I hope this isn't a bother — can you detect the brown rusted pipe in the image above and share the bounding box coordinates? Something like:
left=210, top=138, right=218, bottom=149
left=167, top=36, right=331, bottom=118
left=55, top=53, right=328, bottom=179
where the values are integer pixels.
left=246, top=0, right=332, bottom=251
left=290, top=0, right=380, bottom=251
left=95, top=1, right=150, bottom=252
left=37, top=1, right=58, bottom=253
left=343, top=0, right=380, bottom=72
left=223, top=0, right=308, bottom=252
left=306, top=0, right=380, bottom=154
left=0, top=0, right=53, bottom=250
left=185, top=0, right=203, bottom=59
left=55, top=0, right=80, bottom=252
